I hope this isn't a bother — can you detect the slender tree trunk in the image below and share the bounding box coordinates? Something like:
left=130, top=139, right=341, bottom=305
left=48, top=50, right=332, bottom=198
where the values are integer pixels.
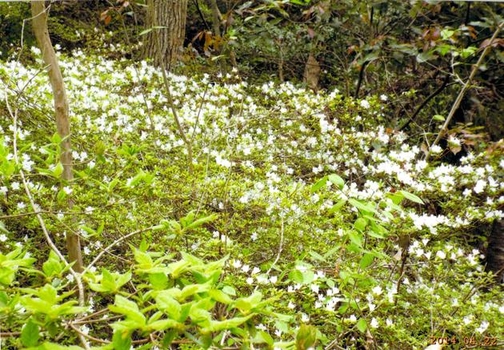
left=143, top=0, right=188, bottom=70
left=31, top=2, right=83, bottom=272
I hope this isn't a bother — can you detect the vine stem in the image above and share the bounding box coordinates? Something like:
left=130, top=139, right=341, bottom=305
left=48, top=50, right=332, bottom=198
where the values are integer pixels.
left=427, top=20, right=503, bottom=160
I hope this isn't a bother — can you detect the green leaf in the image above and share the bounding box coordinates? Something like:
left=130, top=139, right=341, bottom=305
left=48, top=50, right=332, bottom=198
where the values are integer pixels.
left=356, top=318, right=367, bottom=333
left=101, top=268, right=117, bottom=292
left=329, top=199, right=347, bottom=214
left=222, top=286, right=236, bottom=296
left=308, top=250, right=326, bottom=262
left=21, top=318, right=40, bottom=347
left=296, top=324, right=317, bottom=350
left=253, top=330, right=274, bottom=345
left=155, top=292, right=182, bottom=320
left=399, top=190, right=423, bottom=204
left=52, top=162, right=64, bottom=178
left=348, top=231, right=363, bottom=248
left=185, top=213, right=218, bottom=231
left=204, top=315, right=254, bottom=332
left=311, top=176, right=327, bottom=192
left=209, top=289, right=233, bottom=304
left=148, top=318, right=182, bottom=331
left=328, top=174, right=345, bottom=189
left=433, top=114, right=445, bottom=122
left=149, top=273, right=168, bottom=290
left=0, top=221, right=10, bottom=234
left=348, top=198, right=376, bottom=214
left=109, top=295, right=146, bottom=327
left=288, top=269, right=303, bottom=284
left=354, top=217, right=368, bottom=232
left=42, top=250, right=63, bottom=277
left=113, top=329, right=132, bottom=350
left=359, top=253, right=375, bottom=269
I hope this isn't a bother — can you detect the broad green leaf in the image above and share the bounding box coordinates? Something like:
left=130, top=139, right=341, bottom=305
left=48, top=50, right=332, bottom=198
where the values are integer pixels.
left=42, top=250, right=63, bottom=277
left=328, top=199, right=346, bottom=213
left=356, top=318, right=367, bottom=333
left=308, top=250, right=326, bottom=262
left=296, top=324, right=317, bottom=350
left=101, top=268, right=117, bottom=292
left=311, top=176, right=327, bottom=192
left=204, top=315, right=254, bottom=332
left=112, top=329, right=132, bottom=350
left=149, top=272, right=168, bottom=290
left=0, top=221, right=9, bottom=234
left=155, top=292, right=181, bottom=320
left=109, top=295, right=146, bottom=326
left=52, top=162, right=64, bottom=178
left=185, top=213, right=218, bottom=231
left=233, top=292, right=263, bottom=314
left=209, top=289, right=233, bottom=304
left=433, top=114, right=445, bottom=122
left=399, top=190, right=424, bottom=204
left=253, top=330, right=274, bottom=345
left=348, top=231, right=363, bottom=248
left=359, top=253, right=375, bottom=269
left=288, top=269, right=303, bottom=284
left=21, top=318, right=39, bottom=347
left=222, top=285, right=236, bottom=296
left=132, top=248, right=153, bottom=269
left=148, top=318, right=182, bottom=331
left=348, top=198, right=376, bottom=214
left=354, top=217, right=368, bottom=232
left=328, top=174, right=345, bottom=189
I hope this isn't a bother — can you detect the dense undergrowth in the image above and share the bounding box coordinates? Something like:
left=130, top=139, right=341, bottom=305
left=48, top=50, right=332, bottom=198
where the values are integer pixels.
left=0, top=48, right=503, bottom=349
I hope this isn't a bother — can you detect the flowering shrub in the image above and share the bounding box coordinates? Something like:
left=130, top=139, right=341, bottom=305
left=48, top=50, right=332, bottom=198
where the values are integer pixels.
left=0, top=49, right=503, bottom=349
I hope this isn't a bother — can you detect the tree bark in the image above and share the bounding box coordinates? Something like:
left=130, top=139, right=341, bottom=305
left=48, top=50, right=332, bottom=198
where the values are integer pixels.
left=143, top=0, right=189, bottom=70
left=31, top=1, right=83, bottom=272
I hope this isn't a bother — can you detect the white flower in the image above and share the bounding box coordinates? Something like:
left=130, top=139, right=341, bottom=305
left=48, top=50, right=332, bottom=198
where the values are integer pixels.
left=372, top=286, right=383, bottom=296
left=231, top=259, right=242, bottom=269
left=348, top=314, right=357, bottom=322
left=475, top=321, right=489, bottom=333
left=370, top=318, right=379, bottom=328
left=301, top=313, right=310, bottom=322
left=473, top=180, right=486, bottom=194
left=436, top=251, right=446, bottom=259
left=360, top=99, right=370, bottom=109
left=0, top=234, right=7, bottom=242
left=430, top=145, right=442, bottom=154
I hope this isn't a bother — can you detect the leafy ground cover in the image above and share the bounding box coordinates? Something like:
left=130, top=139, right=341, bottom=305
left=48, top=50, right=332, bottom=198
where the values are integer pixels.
left=0, top=48, right=503, bottom=349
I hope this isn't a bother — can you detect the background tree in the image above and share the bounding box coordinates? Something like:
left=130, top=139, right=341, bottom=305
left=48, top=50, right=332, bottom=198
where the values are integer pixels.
left=143, top=0, right=188, bottom=69
left=31, top=1, right=83, bottom=272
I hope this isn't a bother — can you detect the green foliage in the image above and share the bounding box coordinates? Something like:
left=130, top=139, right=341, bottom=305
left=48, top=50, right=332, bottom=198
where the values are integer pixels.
left=0, top=45, right=503, bottom=349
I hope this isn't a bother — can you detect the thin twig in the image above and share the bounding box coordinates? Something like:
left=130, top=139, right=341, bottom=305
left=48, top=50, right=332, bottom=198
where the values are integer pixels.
left=427, top=21, right=503, bottom=160
left=83, top=225, right=157, bottom=274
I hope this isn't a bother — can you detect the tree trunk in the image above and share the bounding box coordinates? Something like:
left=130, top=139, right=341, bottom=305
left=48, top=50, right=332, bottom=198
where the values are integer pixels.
left=31, top=1, right=83, bottom=272
left=143, top=0, right=188, bottom=70
left=486, top=218, right=504, bottom=284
